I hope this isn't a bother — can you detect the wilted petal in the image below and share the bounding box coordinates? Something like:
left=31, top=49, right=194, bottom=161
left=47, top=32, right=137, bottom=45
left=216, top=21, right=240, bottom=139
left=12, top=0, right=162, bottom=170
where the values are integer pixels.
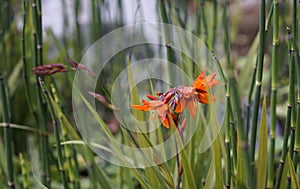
left=68, top=59, right=95, bottom=77
left=205, top=72, right=219, bottom=87
left=186, top=99, right=197, bottom=117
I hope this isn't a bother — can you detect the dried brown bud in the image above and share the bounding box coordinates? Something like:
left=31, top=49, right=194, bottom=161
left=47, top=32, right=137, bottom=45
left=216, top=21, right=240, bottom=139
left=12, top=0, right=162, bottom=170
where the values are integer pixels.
left=32, top=63, right=68, bottom=76
left=68, top=59, right=95, bottom=77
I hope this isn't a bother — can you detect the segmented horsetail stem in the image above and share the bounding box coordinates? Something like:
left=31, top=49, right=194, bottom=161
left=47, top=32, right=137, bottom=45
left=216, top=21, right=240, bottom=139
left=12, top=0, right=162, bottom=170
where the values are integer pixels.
left=39, top=78, right=69, bottom=188
left=286, top=1, right=298, bottom=188
left=274, top=28, right=293, bottom=189
left=225, top=90, right=231, bottom=188
left=50, top=81, right=80, bottom=189
left=223, top=3, right=251, bottom=187
left=267, top=1, right=278, bottom=188
left=22, top=0, right=37, bottom=124
left=0, top=75, right=15, bottom=189
left=292, top=0, right=300, bottom=170
left=32, top=0, right=51, bottom=186
left=246, top=57, right=258, bottom=141
left=74, top=0, right=82, bottom=60
left=250, top=0, right=266, bottom=178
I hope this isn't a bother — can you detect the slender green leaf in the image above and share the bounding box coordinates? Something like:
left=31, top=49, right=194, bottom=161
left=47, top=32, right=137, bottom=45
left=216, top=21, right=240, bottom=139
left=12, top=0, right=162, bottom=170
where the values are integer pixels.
left=287, top=152, right=300, bottom=189
left=213, top=139, right=223, bottom=189
left=236, top=146, right=247, bottom=188
left=279, top=159, right=288, bottom=189
left=204, top=159, right=215, bottom=189
left=175, top=133, right=197, bottom=189
left=257, top=96, right=268, bottom=188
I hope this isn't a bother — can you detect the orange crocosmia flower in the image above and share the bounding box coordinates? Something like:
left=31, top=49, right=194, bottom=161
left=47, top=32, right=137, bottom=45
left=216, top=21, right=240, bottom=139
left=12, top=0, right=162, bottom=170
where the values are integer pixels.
left=131, top=98, right=172, bottom=128
left=171, top=86, right=198, bottom=117
left=192, top=70, right=219, bottom=104
left=131, top=69, right=220, bottom=128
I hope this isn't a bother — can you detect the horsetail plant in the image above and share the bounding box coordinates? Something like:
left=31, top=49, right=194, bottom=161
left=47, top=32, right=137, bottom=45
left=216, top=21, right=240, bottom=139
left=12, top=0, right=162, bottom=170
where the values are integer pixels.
left=250, top=0, right=266, bottom=175
left=32, top=0, right=51, bottom=186
left=22, top=0, right=36, bottom=124
left=39, top=78, right=69, bottom=188
left=223, top=5, right=232, bottom=189
left=0, top=75, right=15, bottom=189
left=292, top=0, right=300, bottom=171
left=267, top=0, right=279, bottom=188
left=223, top=3, right=251, bottom=187
left=51, top=80, right=80, bottom=189
left=274, top=28, right=294, bottom=189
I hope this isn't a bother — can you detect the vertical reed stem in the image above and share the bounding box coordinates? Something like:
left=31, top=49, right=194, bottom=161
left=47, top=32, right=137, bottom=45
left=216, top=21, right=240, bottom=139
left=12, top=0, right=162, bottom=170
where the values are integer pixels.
left=246, top=57, right=258, bottom=140
left=267, top=1, right=278, bottom=188
left=223, top=3, right=251, bottom=187
left=32, top=0, right=51, bottom=186
left=22, top=0, right=37, bottom=124
left=292, top=0, right=300, bottom=171
left=74, top=0, right=82, bottom=60
left=287, top=1, right=300, bottom=187
left=225, top=88, right=231, bottom=188
left=250, top=0, right=266, bottom=175
left=39, top=79, right=69, bottom=188
left=274, top=28, right=293, bottom=189
left=0, top=75, right=15, bottom=189
left=50, top=80, right=80, bottom=189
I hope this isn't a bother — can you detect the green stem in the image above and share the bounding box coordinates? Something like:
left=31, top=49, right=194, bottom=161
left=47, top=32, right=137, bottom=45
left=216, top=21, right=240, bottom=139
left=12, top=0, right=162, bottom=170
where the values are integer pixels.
left=265, top=1, right=274, bottom=34
left=32, top=0, right=51, bottom=186
left=225, top=87, right=231, bottom=188
left=292, top=0, right=300, bottom=171
left=74, top=0, right=82, bottom=60
left=267, top=1, right=278, bottom=188
left=250, top=0, right=266, bottom=174
left=61, top=0, right=69, bottom=56
left=158, top=0, right=176, bottom=83
left=39, top=78, right=69, bottom=188
left=211, top=0, right=217, bottom=48
left=0, top=75, right=15, bottom=189
left=22, top=0, right=37, bottom=124
left=274, top=28, right=294, bottom=189
left=223, top=5, right=251, bottom=187
left=246, top=57, right=258, bottom=140
left=199, top=0, right=208, bottom=48
left=51, top=80, right=80, bottom=189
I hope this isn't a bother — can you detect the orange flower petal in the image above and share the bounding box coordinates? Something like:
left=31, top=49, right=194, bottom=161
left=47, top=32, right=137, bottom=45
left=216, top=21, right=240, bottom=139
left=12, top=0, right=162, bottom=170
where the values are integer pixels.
left=206, top=72, right=219, bottom=87
left=193, top=70, right=219, bottom=91
left=197, top=92, right=216, bottom=104
left=141, top=99, right=150, bottom=105
left=186, top=99, right=197, bottom=117
left=146, top=94, right=158, bottom=100
left=174, top=99, right=186, bottom=113
left=192, top=70, right=206, bottom=91
left=159, top=116, right=170, bottom=128
left=130, top=104, right=149, bottom=111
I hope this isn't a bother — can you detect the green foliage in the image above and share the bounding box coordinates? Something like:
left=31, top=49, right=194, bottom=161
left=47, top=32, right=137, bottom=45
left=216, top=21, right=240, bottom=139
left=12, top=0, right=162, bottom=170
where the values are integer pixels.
left=0, top=0, right=300, bottom=188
